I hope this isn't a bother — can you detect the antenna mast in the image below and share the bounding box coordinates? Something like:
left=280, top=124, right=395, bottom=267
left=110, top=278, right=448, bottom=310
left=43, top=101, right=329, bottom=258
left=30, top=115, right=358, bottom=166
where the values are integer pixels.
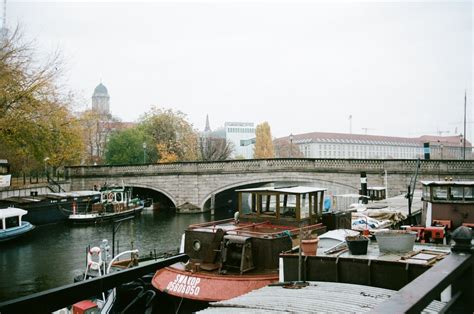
left=463, top=90, right=467, bottom=160
left=349, top=115, right=352, bottom=134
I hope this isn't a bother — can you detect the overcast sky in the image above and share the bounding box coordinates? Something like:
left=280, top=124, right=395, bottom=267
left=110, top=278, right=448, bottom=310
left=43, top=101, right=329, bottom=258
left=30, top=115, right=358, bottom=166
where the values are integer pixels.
left=7, top=0, right=473, bottom=139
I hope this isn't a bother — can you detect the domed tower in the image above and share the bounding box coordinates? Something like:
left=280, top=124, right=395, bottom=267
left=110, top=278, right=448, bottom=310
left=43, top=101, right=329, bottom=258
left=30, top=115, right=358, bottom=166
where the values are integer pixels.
left=92, top=83, right=110, bottom=115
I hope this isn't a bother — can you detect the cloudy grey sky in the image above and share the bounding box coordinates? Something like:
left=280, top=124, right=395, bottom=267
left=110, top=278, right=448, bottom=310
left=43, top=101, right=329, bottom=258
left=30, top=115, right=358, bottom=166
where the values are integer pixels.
left=7, top=0, right=473, bottom=139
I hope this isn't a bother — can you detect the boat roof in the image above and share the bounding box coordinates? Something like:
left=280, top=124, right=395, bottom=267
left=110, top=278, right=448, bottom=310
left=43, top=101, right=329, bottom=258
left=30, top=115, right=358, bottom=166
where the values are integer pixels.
left=368, top=186, right=386, bottom=190
left=236, top=186, right=326, bottom=194
left=48, top=191, right=100, bottom=197
left=200, top=281, right=445, bottom=313
left=0, top=207, right=27, bottom=219
left=421, top=180, right=474, bottom=186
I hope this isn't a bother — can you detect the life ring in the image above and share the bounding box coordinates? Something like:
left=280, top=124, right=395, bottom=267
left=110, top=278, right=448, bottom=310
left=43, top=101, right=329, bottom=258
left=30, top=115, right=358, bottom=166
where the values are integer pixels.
left=87, top=246, right=102, bottom=270
left=107, top=192, right=114, bottom=202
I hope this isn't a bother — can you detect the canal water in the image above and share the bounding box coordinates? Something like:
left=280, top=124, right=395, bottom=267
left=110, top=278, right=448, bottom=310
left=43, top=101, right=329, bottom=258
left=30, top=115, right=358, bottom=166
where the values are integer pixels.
left=0, top=208, right=234, bottom=302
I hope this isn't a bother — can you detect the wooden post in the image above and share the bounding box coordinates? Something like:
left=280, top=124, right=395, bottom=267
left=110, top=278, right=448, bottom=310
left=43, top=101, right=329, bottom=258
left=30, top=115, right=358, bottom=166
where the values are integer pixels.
left=276, top=193, right=280, bottom=220
left=296, top=194, right=301, bottom=221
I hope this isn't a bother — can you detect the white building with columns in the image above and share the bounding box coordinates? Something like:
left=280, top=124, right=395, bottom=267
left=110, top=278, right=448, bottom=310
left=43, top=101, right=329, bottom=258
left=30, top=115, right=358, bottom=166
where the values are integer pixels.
left=275, top=132, right=472, bottom=160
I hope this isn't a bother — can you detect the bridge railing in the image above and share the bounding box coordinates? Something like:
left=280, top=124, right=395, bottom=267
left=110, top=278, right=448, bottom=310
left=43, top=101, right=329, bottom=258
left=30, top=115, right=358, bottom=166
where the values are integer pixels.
left=66, top=158, right=474, bottom=178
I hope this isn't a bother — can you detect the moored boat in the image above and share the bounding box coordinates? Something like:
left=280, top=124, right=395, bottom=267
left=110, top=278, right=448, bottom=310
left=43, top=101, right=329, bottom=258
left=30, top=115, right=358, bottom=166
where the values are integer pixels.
left=152, top=186, right=327, bottom=303
left=68, top=186, right=144, bottom=224
left=0, top=191, right=101, bottom=225
left=0, top=207, right=35, bottom=242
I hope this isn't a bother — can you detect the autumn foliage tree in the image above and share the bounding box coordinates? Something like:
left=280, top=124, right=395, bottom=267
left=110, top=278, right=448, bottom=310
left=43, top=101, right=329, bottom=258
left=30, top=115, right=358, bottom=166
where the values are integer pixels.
left=253, top=122, right=274, bottom=159
left=0, top=28, right=84, bottom=175
left=140, top=107, right=198, bottom=162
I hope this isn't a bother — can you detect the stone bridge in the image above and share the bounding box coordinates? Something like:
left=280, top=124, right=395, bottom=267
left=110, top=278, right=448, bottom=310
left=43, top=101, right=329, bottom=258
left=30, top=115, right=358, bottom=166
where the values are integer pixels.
left=66, top=159, right=474, bottom=212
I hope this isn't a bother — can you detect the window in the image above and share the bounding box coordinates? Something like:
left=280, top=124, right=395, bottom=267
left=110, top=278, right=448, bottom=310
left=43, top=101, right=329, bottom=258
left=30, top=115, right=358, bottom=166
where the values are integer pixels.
left=300, top=194, right=309, bottom=218
left=433, top=186, right=448, bottom=200
left=5, top=216, right=20, bottom=228
left=450, top=187, right=463, bottom=201
left=464, top=187, right=474, bottom=201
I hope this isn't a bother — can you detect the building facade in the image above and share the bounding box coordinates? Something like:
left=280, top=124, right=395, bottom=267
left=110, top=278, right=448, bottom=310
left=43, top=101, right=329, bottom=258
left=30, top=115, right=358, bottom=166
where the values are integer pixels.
left=224, top=122, right=256, bottom=159
left=200, top=118, right=256, bottom=159
left=275, top=132, right=472, bottom=160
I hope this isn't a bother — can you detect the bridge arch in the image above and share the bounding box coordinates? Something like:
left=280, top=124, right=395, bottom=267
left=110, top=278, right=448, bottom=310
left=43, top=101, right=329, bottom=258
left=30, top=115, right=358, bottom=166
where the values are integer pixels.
left=199, top=175, right=359, bottom=210
left=127, top=183, right=178, bottom=208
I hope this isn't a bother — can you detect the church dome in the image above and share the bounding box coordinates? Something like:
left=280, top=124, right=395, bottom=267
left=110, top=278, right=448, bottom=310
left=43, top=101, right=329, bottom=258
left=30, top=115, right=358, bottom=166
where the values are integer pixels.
left=93, top=83, right=108, bottom=96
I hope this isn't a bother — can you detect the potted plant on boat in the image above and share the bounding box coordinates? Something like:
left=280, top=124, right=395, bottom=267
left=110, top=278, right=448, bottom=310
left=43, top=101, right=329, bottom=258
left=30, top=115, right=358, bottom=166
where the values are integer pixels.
left=345, top=234, right=369, bottom=255
left=300, top=229, right=319, bottom=256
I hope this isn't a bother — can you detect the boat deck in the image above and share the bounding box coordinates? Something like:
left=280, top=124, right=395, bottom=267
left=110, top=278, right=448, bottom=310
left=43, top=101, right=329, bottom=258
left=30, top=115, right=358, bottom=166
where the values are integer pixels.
left=199, top=281, right=446, bottom=313
left=366, top=190, right=423, bottom=216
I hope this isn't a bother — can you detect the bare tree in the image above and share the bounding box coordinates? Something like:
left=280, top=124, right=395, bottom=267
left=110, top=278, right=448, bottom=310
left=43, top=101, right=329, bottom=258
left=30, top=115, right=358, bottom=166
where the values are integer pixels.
left=199, top=136, right=234, bottom=161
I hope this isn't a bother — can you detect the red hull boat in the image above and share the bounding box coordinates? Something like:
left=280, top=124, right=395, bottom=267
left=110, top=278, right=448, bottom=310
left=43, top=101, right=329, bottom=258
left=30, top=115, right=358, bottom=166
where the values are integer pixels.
left=153, top=265, right=277, bottom=302
left=152, top=186, right=328, bottom=302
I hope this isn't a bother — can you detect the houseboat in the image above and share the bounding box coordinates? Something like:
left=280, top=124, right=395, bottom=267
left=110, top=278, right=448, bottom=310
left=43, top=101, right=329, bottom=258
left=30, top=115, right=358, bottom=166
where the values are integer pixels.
left=68, top=186, right=144, bottom=224
left=152, top=186, right=327, bottom=304
left=0, top=191, right=101, bottom=225
left=0, top=207, right=35, bottom=242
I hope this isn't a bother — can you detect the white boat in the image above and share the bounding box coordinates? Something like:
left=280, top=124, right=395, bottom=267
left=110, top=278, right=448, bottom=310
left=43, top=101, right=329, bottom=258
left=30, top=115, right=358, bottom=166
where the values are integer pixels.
left=0, top=207, right=35, bottom=242
left=68, top=186, right=144, bottom=224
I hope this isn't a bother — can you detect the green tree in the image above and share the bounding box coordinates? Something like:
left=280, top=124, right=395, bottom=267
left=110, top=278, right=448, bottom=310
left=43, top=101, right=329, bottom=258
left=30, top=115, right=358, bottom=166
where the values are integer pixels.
left=140, top=107, right=198, bottom=162
left=253, top=122, right=274, bottom=158
left=104, top=128, right=156, bottom=165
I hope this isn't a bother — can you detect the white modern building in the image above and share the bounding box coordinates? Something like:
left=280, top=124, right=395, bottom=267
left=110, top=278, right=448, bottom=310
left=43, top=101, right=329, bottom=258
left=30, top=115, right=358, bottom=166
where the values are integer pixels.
left=275, top=132, right=472, bottom=160
left=200, top=118, right=256, bottom=159
left=224, top=122, right=256, bottom=159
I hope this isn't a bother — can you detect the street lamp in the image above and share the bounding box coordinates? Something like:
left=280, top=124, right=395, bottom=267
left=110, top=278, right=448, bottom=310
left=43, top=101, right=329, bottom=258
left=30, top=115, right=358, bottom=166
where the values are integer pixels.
left=142, top=142, right=147, bottom=164
left=43, top=157, right=50, bottom=178
left=289, top=133, right=294, bottom=158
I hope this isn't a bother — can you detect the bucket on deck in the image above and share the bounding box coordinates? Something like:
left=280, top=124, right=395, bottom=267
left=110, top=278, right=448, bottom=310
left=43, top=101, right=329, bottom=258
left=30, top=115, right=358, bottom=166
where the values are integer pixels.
left=375, top=230, right=416, bottom=253
left=345, top=235, right=369, bottom=255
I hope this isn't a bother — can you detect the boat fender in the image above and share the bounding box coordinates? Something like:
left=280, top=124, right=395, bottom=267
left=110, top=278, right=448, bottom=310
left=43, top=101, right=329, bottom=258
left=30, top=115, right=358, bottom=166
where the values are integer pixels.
left=87, top=246, right=102, bottom=270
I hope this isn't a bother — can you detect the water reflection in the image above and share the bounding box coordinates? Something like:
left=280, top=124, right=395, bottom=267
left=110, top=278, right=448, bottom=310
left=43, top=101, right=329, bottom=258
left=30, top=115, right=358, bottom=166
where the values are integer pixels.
left=0, top=208, right=233, bottom=302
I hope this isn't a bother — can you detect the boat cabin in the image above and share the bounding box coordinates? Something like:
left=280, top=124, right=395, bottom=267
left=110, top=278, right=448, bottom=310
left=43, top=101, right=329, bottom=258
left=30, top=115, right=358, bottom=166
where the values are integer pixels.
left=236, top=186, right=327, bottom=226
left=367, top=187, right=386, bottom=201
left=0, top=207, right=27, bottom=231
left=421, top=180, right=474, bottom=229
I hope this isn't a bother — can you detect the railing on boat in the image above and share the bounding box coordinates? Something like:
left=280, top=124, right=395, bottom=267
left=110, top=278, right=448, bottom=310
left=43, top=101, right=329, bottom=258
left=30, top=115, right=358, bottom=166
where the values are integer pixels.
left=228, top=223, right=325, bottom=238
left=188, top=218, right=235, bottom=229
left=0, top=254, right=189, bottom=313
left=188, top=218, right=325, bottom=239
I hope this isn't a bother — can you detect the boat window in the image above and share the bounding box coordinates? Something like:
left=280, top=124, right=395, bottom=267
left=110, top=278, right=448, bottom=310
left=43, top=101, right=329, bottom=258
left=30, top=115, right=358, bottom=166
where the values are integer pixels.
left=422, top=186, right=430, bottom=200
left=261, top=194, right=277, bottom=216
left=464, top=187, right=474, bottom=201
left=432, top=186, right=448, bottom=201
left=0, top=219, right=3, bottom=230
left=280, top=193, right=296, bottom=218
left=116, top=193, right=122, bottom=202
left=5, top=216, right=19, bottom=228
left=241, top=192, right=253, bottom=214
left=300, top=194, right=309, bottom=219
left=449, top=186, right=463, bottom=201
